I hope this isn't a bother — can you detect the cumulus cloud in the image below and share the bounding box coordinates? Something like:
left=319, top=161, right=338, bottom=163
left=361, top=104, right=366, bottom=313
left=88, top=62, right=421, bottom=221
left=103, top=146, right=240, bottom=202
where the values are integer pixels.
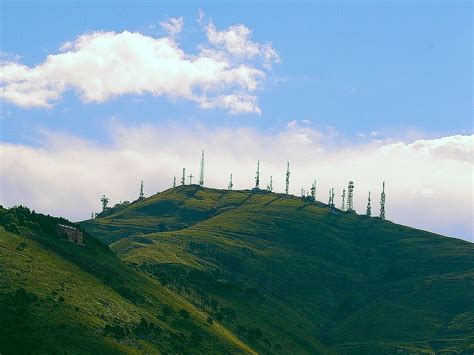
left=0, top=124, right=472, bottom=241
left=0, top=18, right=278, bottom=114
left=205, top=21, right=280, bottom=68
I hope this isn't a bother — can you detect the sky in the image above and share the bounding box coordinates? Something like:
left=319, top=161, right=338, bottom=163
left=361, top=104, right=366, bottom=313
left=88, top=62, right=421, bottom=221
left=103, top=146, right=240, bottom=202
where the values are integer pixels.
left=0, top=1, right=472, bottom=241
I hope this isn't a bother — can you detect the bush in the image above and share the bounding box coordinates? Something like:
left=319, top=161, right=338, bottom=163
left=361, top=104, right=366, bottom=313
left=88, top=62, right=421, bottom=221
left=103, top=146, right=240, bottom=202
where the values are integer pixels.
left=178, top=309, right=190, bottom=320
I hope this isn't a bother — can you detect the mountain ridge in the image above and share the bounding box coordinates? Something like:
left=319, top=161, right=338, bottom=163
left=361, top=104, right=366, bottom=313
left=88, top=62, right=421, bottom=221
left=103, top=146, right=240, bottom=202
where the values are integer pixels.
left=81, top=185, right=474, bottom=353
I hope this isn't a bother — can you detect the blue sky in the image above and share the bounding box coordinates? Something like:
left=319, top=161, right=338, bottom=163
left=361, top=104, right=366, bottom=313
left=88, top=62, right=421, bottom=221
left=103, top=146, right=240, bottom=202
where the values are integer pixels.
left=1, top=1, right=472, bottom=143
left=0, top=1, right=472, bottom=240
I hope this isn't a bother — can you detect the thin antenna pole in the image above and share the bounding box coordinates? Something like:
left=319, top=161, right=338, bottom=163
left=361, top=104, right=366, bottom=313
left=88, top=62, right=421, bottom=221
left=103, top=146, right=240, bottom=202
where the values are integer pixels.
left=181, top=168, right=186, bottom=185
left=285, top=162, right=290, bottom=194
left=173, top=176, right=176, bottom=188
left=188, top=174, right=194, bottom=185
left=139, top=180, right=144, bottom=199
left=341, top=189, right=346, bottom=211
left=255, top=160, right=260, bottom=189
left=228, top=173, right=233, bottom=190
left=366, top=191, right=371, bottom=216
left=199, top=150, right=205, bottom=187
left=380, top=181, right=386, bottom=220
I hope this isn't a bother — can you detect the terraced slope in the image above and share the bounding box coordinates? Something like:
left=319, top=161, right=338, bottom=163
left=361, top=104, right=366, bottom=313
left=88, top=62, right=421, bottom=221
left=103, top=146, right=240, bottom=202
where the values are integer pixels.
left=0, top=206, right=254, bottom=354
left=82, top=185, right=474, bottom=354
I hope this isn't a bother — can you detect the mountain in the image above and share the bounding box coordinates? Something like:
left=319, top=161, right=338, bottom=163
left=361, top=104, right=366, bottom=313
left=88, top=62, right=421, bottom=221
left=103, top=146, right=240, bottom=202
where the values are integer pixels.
left=0, top=206, right=253, bottom=354
left=80, top=185, right=474, bottom=354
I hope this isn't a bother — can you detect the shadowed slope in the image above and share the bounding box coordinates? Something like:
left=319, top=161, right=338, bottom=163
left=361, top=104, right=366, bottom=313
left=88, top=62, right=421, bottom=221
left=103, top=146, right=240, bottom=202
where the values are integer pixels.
left=0, top=206, right=254, bottom=354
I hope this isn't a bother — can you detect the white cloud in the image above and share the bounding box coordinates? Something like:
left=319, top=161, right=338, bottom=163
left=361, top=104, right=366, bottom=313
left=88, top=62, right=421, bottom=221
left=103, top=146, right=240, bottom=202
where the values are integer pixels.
left=160, top=17, right=184, bottom=37
left=0, top=18, right=278, bottom=114
left=0, top=125, right=472, bottom=242
left=205, top=20, right=280, bottom=68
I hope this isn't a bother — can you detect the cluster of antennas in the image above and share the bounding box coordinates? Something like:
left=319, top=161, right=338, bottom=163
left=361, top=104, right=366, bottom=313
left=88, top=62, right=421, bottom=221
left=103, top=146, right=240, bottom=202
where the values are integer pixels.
left=96, top=152, right=387, bottom=220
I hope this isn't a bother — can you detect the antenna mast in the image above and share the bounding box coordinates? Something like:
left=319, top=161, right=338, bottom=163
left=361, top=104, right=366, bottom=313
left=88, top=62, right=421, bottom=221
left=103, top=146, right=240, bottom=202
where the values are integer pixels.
left=255, top=160, right=260, bottom=189
left=139, top=180, right=144, bottom=199
left=188, top=174, right=194, bottom=185
left=341, top=189, right=346, bottom=211
left=380, top=181, right=386, bottom=220
left=199, top=150, right=205, bottom=187
left=267, top=176, right=273, bottom=192
left=285, top=162, right=290, bottom=194
left=181, top=168, right=186, bottom=185
left=173, top=176, right=176, bottom=188
left=347, top=181, right=354, bottom=211
left=100, top=195, right=109, bottom=212
left=366, top=191, right=371, bottom=216
left=228, top=173, right=233, bottom=190
left=310, top=180, right=316, bottom=202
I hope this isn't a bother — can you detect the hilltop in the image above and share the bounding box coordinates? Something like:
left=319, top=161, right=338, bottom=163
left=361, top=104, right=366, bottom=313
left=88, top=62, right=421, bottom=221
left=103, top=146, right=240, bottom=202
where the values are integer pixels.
left=81, top=185, right=474, bottom=353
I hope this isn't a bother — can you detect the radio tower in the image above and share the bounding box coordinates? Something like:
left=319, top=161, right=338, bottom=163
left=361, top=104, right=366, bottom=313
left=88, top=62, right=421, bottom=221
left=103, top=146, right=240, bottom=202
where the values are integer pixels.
left=366, top=191, right=371, bottom=216
left=347, top=181, right=354, bottom=211
left=255, top=161, right=260, bottom=189
left=310, top=180, right=316, bottom=202
left=267, top=176, right=273, bottom=192
left=228, top=173, right=233, bottom=190
left=341, top=189, right=346, bottom=211
left=188, top=174, right=194, bottom=185
left=173, top=176, right=176, bottom=188
left=380, top=181, right=386, bottom=220
left=100, top=195, right=109, bottom=212
left=285, top=162, right=290, bottom=194
left=181, top=168, right=186, bottom=185
left=139, top=180, right=144, bottom=199
left=199, top=150, right=205, bottom=187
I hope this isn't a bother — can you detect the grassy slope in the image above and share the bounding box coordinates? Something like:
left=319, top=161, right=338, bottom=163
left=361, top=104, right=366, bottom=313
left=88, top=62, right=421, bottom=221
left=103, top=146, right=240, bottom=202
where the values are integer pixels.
left=0, top=207, right=254, bottom=354
left=82, top=185, right=474, bottom=354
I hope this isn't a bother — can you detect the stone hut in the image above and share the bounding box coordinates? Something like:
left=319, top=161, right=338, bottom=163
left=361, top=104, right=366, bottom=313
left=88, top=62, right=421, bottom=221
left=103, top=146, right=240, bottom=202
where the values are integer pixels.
left=56, top=224, right=83, bottom=245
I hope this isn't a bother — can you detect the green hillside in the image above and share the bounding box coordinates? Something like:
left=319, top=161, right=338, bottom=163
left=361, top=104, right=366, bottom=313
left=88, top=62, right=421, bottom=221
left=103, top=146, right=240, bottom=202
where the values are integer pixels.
left=82, top=185, right=474, bottom=354
left=0, top=206, right=254, bottom=354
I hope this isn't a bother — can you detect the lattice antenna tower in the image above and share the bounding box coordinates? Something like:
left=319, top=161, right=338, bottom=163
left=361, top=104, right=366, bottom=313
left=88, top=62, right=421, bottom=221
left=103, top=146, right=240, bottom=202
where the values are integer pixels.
left=173, top=176, right=176, bottom=188
left=199, top=150, right=205, bottom=187
left=331, top=188, right=335, bottom=207
left=100, top=195, right=109, bottom=212
left=347, top=181, right=355, bottom=211
left=255, top=160, right=260, bottom=189
left=285, top=162, right=290, bottom=194
left=228, top=173, right=233, bottom=190
left=380, top=181, right=386, bottom=220
left=310, top=180, right=316, bottom=202
left=188, top=173, right=194, bottom=185
left=267, top=176, right=273, bottom=192
left=139, top=180, right=144, bottom=199
left=366, top=191, right=371, bottom=216
left=341, top=189, right=346, bottom=211
left=181, top=168, right=186, bottom=185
